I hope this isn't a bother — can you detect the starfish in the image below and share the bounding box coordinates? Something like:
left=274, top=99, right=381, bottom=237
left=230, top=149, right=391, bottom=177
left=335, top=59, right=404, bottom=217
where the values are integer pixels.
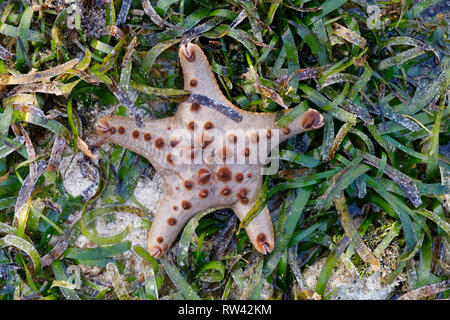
left=96, top=43, right=324, bottom=258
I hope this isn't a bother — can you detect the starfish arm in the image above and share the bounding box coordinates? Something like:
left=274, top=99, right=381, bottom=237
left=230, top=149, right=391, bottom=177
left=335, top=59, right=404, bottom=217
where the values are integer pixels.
left=179, top=43, right=235, bottom=109
left=240, top=107, right=324, bottom=140
left=271, top=108, right=324, bottom=143
left=96, top=115, right=174, bottom=168
left=179, top=43, right=324, bottom=146
left=147, top=189, right=213, bottom=257
left=146, top=193, right=179, bottom=258
left=232, top=201, right=275, bottom=255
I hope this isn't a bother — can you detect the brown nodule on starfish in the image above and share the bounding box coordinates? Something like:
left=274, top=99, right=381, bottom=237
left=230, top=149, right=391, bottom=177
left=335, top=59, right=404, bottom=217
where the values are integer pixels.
left=257, top=233, right=266, bottom=243
left=187, top=121, right=195, bottom=130
left=198, top=189, right=209, bottom=198
left=240, top=198, right=249, bottom=205
left=181, top=200, right=192, bottom=210
left=204, top=121, right=214, bottom=130
left=235, top=173, right=244, bottom=183
left=132, top=130, right=139, bottom=139
left=217, top=167, right=232, bottom=182
left=197, top=168, right=211, bottom=184
left=237, top=188, right=249, bottom=204
left=157, top=237, right=164, bottom=243
left=154, top=138, right=164, bottom=149
left=184, top=180, right=193, bottom=190
left=190, top=79, right=198, bottom=87
left=244, top=147, right=250, bottom=157
left=191, top=102, right=201, bottom=112
left=109, top=127, right=116, bottom=134
left=118, top=127, right=125, bottom=134
left=166, top=154, right=174, bottom=165
left=221, top=186, right=232, bottom=196
left=144, top=133, right=152, bottom=141
left=167, top=217, right=177, bottom=225
left=170, top=139, right=179, bottom=147
left=282, top=127, right=291, bottom=135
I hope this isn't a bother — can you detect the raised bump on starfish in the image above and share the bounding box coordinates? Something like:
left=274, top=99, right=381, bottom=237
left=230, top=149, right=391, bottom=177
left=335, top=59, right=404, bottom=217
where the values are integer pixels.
left=96, top=42, right=324, bottom=257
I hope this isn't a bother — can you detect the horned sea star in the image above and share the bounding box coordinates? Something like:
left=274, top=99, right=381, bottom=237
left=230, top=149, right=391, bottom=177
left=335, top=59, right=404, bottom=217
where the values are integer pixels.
left=96, top=43, right=324, bottom=258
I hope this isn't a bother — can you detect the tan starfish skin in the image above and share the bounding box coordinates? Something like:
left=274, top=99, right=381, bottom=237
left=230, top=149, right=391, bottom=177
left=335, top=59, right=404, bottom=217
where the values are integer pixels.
left=96, top=43, right=324, bottom=258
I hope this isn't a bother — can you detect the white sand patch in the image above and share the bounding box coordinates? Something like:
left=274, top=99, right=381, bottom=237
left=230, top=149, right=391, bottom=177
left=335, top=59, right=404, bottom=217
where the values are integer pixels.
left=72, top=169, right=165, bottom=286
left=59, top=151, right=99, bottom=200
left=132, top=172, right=164, bottom=213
